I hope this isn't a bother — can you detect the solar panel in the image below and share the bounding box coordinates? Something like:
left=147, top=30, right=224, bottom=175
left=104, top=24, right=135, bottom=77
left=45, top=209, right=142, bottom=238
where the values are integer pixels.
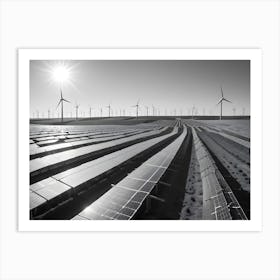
left=58, top=127, right=178, bottom=187
left=31, top=178, right=71, bottom=201
left=30, top=126, right=178, bottom=212
left=30, top=127, right=169, bottom=174
left=31, top=129, right=150, bottom=157
left=30, top=191, right=47, bottom=210
left=74, top=125, right=187, bottom=220
left=191, top=128, right=232, bottom=220
left=36, top=139, right=60, bottom=145
left=199, top=126, right=250, bottom=149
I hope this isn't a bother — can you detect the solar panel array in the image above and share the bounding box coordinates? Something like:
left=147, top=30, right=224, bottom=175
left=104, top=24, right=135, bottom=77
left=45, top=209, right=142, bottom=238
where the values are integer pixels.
left=191, top=128, right=232, bottom=220
left=73, top=125, right=188, bottom=220
left=31, top=128, right=152, bottom=158
left=30, top=123, right=179, bottom=214
left=30, top=126, right=169, bottom=175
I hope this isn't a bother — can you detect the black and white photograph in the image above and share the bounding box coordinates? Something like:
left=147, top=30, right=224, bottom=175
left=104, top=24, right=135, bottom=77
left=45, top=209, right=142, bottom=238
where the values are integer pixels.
left=2, top=1, right=280, bottom=280
left=28, top=56, right=251, bottom=221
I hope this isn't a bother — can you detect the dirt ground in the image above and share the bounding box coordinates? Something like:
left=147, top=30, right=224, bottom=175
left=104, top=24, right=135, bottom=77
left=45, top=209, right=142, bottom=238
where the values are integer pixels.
left=180, top=143, right=203, bottom=220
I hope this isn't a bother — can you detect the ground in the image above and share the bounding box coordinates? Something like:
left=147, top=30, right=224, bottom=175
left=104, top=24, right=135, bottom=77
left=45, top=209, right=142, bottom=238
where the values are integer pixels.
left=29, top=117, right=250, bottom=220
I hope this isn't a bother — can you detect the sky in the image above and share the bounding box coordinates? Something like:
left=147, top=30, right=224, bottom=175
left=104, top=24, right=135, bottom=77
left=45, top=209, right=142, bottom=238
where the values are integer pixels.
left=30, top=60, right=250, bottom=118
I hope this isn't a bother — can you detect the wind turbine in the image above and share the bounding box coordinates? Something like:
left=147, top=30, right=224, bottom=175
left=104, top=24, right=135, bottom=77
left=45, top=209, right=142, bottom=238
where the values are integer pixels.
left=217, top=87, right=232, bottom=120
left=100, top=108, right=103, bottom=117
left=145, top=106, right=149, bottom=116
left=52, top=65, right=71, bottom=122
left=152, top=105, right=155, bottom=116
left=48, top=109, right=50, bottom=119
left=75, top=103, right=80, bottom=120
left=56, top=89, right=70, bottom=122
left=89, top=106, right=93, bottom=119
left=106, top=104, right=111, bottom=117
left=132, top=99, right=140, bottom=118
left=191, top=105, right=195, bottom=119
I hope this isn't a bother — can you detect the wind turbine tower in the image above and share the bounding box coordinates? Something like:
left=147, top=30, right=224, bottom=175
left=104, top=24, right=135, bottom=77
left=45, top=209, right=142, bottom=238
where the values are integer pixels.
left=217, top=87, right=232, bottom=120
left=56, top=89, right=70, bottom=122
left=75, top=103, right=80, bottom=120
left=132, top=99, right=140, bottom=118
left=106, top=104, right=111, bottom=118
left=145, top=106, right=149, bottom=116
left=191, top=106, right=195, bottom=119
left=89, top=106, right=93, bottom=119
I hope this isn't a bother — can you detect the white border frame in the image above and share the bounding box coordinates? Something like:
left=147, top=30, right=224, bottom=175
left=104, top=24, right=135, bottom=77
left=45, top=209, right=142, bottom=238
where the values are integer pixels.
left=18, top=49, right=262, bottom=232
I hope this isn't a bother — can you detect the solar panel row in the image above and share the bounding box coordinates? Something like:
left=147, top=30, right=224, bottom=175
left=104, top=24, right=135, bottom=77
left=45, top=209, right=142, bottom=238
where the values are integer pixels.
left=191, top=127, right=232, bottom=220
left=33, top=128, right=137, bottom=143
left=30, top=127, right=169, bottom=175
left=73, top=125, right=187, bottom=220
left=30, top=125, right=179, bottom=214
left=31, top=129, right=152, bottom=158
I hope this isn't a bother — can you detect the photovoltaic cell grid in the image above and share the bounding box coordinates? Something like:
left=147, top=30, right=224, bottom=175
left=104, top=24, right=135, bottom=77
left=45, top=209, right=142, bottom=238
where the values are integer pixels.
left=194, top=125, right=250, bottom=149
left=191, top=127, right=232, bottom=220
left=73, top=125, right=187, bottom=220
left=30, top=127, right=169, bottom=174
left=30, top=125, right=179, bottom=212
left=31, top=128, right=151, bottom=157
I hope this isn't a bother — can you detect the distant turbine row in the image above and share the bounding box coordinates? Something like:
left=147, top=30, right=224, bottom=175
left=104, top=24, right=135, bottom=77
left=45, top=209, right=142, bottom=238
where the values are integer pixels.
left=33, top=86, right=247, bottom=121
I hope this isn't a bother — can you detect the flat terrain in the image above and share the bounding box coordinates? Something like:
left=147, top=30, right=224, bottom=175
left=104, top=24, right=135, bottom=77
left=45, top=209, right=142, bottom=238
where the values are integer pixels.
left=198, top=119, right=250, bottom=139
left=30, top=116, right=177, bottom=126
left=29, top=117, right=250, bottom=220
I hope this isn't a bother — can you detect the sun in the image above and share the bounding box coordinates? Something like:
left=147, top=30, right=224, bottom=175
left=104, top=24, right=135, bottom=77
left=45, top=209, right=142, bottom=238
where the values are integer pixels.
left=42, top=60, right=79, bottom=90
left=52, top=65, right=70, bottom=83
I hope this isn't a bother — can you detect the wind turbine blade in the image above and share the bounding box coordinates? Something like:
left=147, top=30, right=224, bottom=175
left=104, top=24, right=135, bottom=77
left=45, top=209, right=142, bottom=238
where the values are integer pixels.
left=217, top=99, right=223, bottom=105
left=223, top=98, right=232, bottom=103
left=221, top=87, right=224, bottom=97
left=63, top=98, right=70, bottom=103
left=137, top=99, right=140, bottom=105
left=56, top=99, right=62, bottom=109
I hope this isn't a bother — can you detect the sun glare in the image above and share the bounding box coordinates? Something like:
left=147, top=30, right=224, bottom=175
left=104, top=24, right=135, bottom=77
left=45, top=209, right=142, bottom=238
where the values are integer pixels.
left=42, top=60, right=79, bottom=91
left=52, top=66, right=70, bottom=83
